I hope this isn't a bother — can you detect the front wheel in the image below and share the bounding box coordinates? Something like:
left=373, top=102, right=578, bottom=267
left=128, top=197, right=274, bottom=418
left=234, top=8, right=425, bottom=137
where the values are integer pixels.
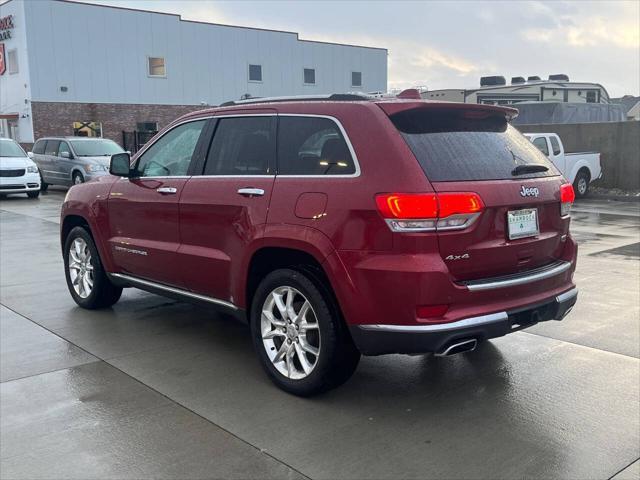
left=63, top=226, right=122, bottom=309
left=250, top=268, right=360, bottom=396
left=573, top=170, right=590, bottom=198
left=72, top=171, right=85, bottom=185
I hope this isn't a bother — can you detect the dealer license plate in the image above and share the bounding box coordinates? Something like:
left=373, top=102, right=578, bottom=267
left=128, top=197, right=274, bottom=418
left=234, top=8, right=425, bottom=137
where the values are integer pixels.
left=507, top=208, right=539, bottom=240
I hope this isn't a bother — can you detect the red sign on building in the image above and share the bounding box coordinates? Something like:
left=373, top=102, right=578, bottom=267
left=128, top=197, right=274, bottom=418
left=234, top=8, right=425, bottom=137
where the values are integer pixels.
left=0, top=43, right=6, bottom=76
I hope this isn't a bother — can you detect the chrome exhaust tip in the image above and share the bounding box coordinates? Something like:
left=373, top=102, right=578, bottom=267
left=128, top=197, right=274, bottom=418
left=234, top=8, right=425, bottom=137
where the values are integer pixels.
left=435, top=338, right=478, bottom=357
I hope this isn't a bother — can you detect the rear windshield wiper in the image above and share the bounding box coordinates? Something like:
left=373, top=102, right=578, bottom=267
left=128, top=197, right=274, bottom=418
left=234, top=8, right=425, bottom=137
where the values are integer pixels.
left=512, top=164, right=549, bottom=176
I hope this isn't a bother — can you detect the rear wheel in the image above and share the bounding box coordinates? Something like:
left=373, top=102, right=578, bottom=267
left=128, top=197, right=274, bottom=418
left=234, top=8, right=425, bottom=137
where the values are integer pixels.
left=27, top=191, right=40, bottom=199
left=72, top=171, right=85, bottom=185
left=63, top=226, right=122, bottom=309
left=573, top=170, right=590, bottom=198
left=250, top=268, right=360, bottom=396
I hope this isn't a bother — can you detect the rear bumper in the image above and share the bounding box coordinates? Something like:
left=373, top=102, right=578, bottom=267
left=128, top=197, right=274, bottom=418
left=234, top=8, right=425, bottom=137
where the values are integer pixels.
left=349, top=287, right=578, bottom=355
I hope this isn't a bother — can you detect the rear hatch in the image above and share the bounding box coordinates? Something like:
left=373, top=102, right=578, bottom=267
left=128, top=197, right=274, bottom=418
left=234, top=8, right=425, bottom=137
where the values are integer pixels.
left=382, top=102, right=570, bottom=281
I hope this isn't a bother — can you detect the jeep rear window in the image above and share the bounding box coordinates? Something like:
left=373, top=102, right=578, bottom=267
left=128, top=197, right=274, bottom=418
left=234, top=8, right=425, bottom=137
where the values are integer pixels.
left=391, top=109, right=559, bottom=182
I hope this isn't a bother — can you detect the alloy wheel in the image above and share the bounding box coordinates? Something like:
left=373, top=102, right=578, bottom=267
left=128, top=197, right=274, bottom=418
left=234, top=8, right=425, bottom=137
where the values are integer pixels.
left=68, top=237, right=94, bottom=298
left=578, top=177, right=587, bottom=195
left=261, top=286, right=321, bottom=380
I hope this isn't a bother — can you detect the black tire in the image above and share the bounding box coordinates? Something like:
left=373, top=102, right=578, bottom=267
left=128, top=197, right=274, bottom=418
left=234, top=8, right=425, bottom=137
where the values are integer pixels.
left=63, top=226, right=122, bottom=309
left=573, top=170, right=590, bottom=198
left=39, top=171, right=49, bottom=191
left=72, top=171, right=85, bottom=185
left=250, top=268, right=360, bottom=396
left=27, top=190, right=40, bottom=198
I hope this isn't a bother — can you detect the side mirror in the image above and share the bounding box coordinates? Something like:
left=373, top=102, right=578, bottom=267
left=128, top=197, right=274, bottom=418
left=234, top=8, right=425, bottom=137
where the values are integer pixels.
left=27, top=152, right=33, bottom=158
left=110, top=152, right=132, bottom=177
left=60, top=151, right=72, bottom=159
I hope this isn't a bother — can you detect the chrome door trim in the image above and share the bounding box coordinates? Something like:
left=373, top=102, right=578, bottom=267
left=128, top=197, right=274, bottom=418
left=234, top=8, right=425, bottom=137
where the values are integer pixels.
left=462, top=261, right=572, bottom=292
left=109, top=273, right=238, bottom=310
left=358, top=312, right=509, bottom=333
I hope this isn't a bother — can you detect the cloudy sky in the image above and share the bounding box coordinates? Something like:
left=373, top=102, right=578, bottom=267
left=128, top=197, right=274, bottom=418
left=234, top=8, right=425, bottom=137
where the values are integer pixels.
left=91, top=0, right=639, bottom=97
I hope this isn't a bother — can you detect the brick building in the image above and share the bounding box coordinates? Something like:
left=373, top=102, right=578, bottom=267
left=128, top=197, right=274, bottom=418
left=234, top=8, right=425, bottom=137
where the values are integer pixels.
left=0, top=0, right=387, bottom=149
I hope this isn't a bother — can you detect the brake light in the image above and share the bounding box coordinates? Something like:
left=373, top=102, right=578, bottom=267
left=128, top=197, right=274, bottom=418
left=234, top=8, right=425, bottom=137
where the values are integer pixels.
left=560, top=183, right=575, bottom=217
left=375, top=192, right=484, bottom=232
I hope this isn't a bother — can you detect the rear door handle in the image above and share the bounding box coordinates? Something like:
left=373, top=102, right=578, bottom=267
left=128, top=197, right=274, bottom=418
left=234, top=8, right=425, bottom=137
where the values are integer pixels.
left=157, top=187, right=177, bottom=194
left=237, top=188, right=265, bottom=197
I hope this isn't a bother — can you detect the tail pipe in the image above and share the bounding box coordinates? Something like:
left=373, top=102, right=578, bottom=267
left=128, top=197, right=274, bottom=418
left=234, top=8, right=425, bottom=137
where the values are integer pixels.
left=435, top=338, right=478, bottom=357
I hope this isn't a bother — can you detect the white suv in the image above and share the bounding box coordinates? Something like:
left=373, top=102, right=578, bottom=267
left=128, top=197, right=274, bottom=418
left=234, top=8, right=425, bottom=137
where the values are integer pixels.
left=0, top=138, right=41, bottom=198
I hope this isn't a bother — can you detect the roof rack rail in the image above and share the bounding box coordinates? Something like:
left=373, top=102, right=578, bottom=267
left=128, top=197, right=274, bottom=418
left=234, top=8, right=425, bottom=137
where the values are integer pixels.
left=219, top=92, right=373, bottom=107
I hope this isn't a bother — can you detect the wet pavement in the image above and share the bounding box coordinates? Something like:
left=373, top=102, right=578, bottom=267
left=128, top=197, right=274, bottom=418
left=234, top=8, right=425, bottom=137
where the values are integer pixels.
left=1, top=189, right=639, bottom=479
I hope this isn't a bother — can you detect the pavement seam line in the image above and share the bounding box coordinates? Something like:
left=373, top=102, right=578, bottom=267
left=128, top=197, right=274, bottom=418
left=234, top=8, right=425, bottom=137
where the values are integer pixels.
left=0, top=302, right=312, bottom=480
left=607, top=457, right=640, bottom=480
left=519, top=330, right=639, bottom=360
left=0, top=359, right=103, bottom=385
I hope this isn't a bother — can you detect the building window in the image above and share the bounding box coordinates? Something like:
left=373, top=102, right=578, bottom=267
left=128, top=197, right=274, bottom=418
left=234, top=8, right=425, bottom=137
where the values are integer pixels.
left=73, top=121, right=102, bottom=138
left=351, top=71, right=362, bottom=88
left=303, top=68, right=316, bottom=85
left=586, top=91, right=597, bottom=103
left=7, top=49, right=17, bottom=74
left=249, top=64, right=262, bottom=82
left=137, top=122, right=158, bottom=132
left=147, top=57, right=166, bottom=77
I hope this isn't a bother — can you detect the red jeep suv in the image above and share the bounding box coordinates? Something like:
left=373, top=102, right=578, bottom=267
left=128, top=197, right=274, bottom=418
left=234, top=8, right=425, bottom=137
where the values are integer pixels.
left=61, top=92, right=578, bottom=395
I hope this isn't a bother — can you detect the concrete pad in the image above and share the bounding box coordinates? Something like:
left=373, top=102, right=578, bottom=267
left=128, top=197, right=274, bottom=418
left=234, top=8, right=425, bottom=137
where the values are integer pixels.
left=109, top=329, right=640, bottom=480
left=1, top=362, right=302, bottom=480
left=612, top=460, right=640, bottom=480
left=0, top=305, right=98, bottom=382
left=527, top=254, right=640, bottom=358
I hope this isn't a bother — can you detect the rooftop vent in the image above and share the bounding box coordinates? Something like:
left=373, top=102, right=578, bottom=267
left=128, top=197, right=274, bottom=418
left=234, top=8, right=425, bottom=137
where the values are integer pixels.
left=511, top=77, right=526, bottom=84
left=527, top=76, right=541, bottom=82
left=548, top=74, right=570, bottom=81
left=480, top=76, right=506, bottom=87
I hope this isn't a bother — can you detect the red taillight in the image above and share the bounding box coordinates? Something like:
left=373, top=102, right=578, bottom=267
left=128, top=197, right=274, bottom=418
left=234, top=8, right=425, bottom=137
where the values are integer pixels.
left=375, top=193, right=438, bottom=219
left=438, top=192, right=484, bottom=218
left=560, top=183, right=575, bottom=217
left=375, top=192, right=484, bottom=232
left=560, top=183, right=575, bottom=203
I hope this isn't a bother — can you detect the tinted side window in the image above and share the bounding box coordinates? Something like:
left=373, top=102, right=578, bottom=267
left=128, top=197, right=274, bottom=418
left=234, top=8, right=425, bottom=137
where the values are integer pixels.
left=277, top=116, right=356, bottom=175
left=45, top=140, right=60, bottom=156
left=58, top=141, right=72, bottom=157
left=532, top=137, right=549, bottom=156
left=33, top=140, right=46, bottom=154
left=203, top=116, right=275, bottom=175
left=550, top=136, right=562, bottom=156
left=136, top=120, right=206, bottom=177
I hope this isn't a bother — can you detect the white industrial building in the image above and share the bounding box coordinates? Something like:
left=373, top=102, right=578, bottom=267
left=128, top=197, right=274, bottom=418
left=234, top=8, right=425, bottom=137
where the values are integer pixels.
left=0, top=0, right=387, bottom=147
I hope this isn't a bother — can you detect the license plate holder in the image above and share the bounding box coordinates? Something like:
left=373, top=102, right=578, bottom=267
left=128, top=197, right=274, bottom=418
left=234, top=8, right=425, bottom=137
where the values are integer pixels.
left=507, top=208, right=539, bottom=240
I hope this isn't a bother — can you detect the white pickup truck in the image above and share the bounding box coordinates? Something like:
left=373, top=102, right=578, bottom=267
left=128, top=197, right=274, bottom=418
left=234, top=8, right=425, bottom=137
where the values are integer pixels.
left=524, top=133, right=602, bottom=197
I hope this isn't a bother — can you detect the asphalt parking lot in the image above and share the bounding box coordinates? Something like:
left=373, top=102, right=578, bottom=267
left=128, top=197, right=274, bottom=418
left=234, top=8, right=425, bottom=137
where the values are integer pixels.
left=1, top=189, right=638, bottom=480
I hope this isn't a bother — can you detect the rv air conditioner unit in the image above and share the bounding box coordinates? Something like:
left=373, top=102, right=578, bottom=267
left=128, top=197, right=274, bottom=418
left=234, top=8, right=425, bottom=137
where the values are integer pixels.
left=527, top=76, right=541, bottom=82
left=511, top=77, right=526, bottom=84
left=480, top=76, right=506, bottom=87
left=548, top=74, right=570, bottom=81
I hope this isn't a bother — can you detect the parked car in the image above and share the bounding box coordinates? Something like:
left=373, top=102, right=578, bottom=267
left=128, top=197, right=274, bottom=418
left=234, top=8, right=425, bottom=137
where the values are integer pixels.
left=0, top=138, right=41, bottom=198
left=60, top=93, right=578, bottom=395
left=29, top=137, right=124, bottom=189
left=523, top=133, right=601, bottom=197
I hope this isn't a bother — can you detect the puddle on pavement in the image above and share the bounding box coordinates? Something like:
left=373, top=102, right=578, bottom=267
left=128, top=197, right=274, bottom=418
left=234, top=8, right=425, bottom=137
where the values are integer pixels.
left=589, top=242, right=640, bottom=259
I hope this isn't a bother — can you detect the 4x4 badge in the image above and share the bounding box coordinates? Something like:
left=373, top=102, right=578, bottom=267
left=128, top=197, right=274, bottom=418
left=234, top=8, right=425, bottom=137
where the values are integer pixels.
left=520, top=186, right=539, bottom=197
left=445, top=254, right=470, bottom=261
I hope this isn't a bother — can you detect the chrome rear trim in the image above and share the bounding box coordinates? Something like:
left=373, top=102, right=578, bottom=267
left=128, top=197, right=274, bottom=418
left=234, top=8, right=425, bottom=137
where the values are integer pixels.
left=461, top=260, right=572, bottom=291
left=109, top=273, right=238, bottom=310
left=556, top=287, right=578, bottom=304
left=358, top=312, right=508, bottom=333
